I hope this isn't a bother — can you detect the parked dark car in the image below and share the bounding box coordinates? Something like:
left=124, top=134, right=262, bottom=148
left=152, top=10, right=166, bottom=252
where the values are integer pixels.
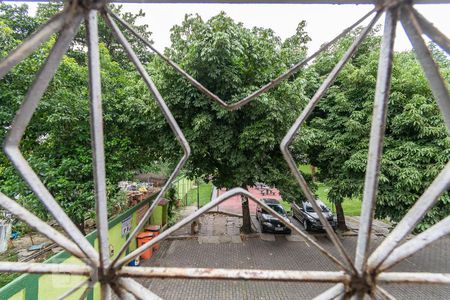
left=256, top=199, right=291, bottom=234
left=291, top=200, right=337, bottom=231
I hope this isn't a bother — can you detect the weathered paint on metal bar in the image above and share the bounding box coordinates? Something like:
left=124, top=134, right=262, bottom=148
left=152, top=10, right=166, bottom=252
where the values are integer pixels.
left=377, top=272, right=450, bottom=284
left=103, top=11, right=191, bottom=269
left=354, top=6, right=397, bottom=275
left=119, top=267, right=350, bottom=282
left=0, top=262, right=91, bottom=275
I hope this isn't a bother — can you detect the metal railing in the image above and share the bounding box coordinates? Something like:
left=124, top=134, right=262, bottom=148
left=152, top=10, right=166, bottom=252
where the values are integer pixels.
left=0, top=0, right=449, bottom=299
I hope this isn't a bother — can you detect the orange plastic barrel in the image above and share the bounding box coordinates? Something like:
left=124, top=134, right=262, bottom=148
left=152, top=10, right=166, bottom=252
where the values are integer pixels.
left=145, top=225, right=161, bottom=250
left=136, top=232, right=154, bottom=259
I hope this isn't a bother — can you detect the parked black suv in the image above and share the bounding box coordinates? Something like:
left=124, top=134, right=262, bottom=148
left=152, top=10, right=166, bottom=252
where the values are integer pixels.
left=291, top=200, right=336, bottom=231
left=256, top=199, right=291, bottom=234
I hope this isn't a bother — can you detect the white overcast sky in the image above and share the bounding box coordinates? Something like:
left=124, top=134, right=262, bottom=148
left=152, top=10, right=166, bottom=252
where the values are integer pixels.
left=25, top=2, right=449, bottom=54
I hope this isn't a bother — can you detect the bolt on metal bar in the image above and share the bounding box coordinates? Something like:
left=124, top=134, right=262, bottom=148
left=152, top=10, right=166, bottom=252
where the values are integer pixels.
left=411, top=7, right=450, bottom=54
left=117, top=278, right=163, bottom=300
left=354, top=6, right=397, bottom=275
left=103, top=12, right=191, bottom=270
left=401, top=6, right=450, bottom=134
left=0, top=262, right=91, bottom=275
left=118, top=267, right=349, bottom=282
left=114, top=187, right=346, bottom=270
left=109, top=7, right=376, bottom=111
left=0, top=10, right=66, bottom=80
left=312, top=283, right=346, bottom=300
left=377, top=272, right=450, bottom=285
left=0, top=192, right=88, bottom=262
left=2, top=13, right=99, bottom=264
left=280, top=11, right=382, bottom=275
left=55, top=278, right=90, bottom=300
left=379, top=215, right=450, bottom=272
left=85, top=9, right=111, bottom=300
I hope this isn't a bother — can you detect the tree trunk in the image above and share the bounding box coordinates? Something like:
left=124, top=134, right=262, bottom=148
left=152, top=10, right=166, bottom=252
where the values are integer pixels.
left=311, top=165, right=317, bottom=182
left=335, top=201, right=348, bottom=231
left=241, top=194, right=253, bottom=234
left=76, top=220, right=86, bottom=236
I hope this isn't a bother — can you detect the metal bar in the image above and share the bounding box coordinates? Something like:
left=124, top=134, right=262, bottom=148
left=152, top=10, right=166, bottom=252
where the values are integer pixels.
left=118, top=267, right=349, bottom=282
left=368, top=116, right=450, bottom=270
left=280, top=11, right=382, bottom=275
left=375, top=286, right=397, bottom=300
left=109, top=8, right=376, bottom=111
left=103, top=12, right=191, bottom=270
left=115, top=187, right=347, bottom=270
left=401, top=6, right=450, bottom=134
left=354, top=7, right=397, bottom=275
left=117, top=278, right=162, bottom=300
left=98, top=0, right=450, bottom=4
left=379, top=215, right=450, bottom=272
left=55, top=279, right=89, bottom=300
left=312, top=283, right=346, bottom=300
left=0, top=11, right=66, bottom=80
left=2, top=0, right=449, bottom=3
left=111, top=283, right=137, bottom=300
left=2, top=13, right=99, bottom=264
left=0, top=192, right=88, bottom=262
left=0, top=262, right=90, bottom=275
left=85, top=12, right=110, bottom=300
left=78, top=283, right=93, bottom=300
left=411, top=7, right=450, bottom=54
left=377, top=272, right=450, bottom=285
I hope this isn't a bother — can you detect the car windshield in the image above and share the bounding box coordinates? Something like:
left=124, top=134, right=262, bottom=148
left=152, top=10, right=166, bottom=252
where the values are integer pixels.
left=263, top=204, right=285, bottom=215
left=305, top=204, right=329, bottom=213
left=320, top=205, right=329, bottom=212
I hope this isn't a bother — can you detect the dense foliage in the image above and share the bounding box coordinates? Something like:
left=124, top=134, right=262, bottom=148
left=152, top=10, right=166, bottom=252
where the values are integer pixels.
left=303, top=31, right=450, bottom=231
left=0, top=3, right=158, bottom=233
left=149, top=13, right=310, bottom=231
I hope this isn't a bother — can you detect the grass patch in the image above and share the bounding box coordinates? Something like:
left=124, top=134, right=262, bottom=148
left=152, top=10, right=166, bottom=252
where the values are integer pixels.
left=316, top=183, right=361, bottom=216
left=278, top=166, right=362, bottom=216
left=0, top=250, right=19, bottom=287
left=279, top=200, right=291, bottom=213
left=298, top=164, right=312, bottom=175
left=185, top=183, right=213, bottom=207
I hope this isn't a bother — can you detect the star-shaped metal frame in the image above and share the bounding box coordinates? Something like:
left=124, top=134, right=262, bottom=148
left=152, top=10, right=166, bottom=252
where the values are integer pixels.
left=0, top=0, right=449, bottom=299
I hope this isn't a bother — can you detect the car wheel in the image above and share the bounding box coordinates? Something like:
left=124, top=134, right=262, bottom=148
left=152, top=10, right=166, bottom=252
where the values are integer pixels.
left=303, top=220, right=310, bottom=231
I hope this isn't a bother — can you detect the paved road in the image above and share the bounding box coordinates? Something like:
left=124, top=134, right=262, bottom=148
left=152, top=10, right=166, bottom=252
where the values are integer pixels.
left=132, top=232, right=450, bottom=299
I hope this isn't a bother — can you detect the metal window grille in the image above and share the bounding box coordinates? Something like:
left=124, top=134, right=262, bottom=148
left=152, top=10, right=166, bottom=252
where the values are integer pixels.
left=0, top=0, right=449, bottom=299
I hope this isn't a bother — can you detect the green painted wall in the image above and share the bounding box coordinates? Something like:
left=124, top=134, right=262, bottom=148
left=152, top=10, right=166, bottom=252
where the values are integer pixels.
left=0, top=193, right=166, bottom=300
left=9, top=289, right=24, bottom=300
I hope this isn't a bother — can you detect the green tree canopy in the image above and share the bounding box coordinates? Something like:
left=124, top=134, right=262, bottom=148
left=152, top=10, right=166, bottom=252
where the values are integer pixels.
left=150, top=12, right=311, bottom=231
left=0, top=3, right=158, bottom=232
left=303, top=29, right=450, bottom=231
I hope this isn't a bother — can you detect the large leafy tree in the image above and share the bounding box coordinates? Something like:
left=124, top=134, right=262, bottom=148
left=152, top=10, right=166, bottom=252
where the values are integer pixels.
left=303, top=30, right=450, bottom=231
left=0, top=4, right=158, bottom=233
left=151, top=13, right=310, bottom=232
